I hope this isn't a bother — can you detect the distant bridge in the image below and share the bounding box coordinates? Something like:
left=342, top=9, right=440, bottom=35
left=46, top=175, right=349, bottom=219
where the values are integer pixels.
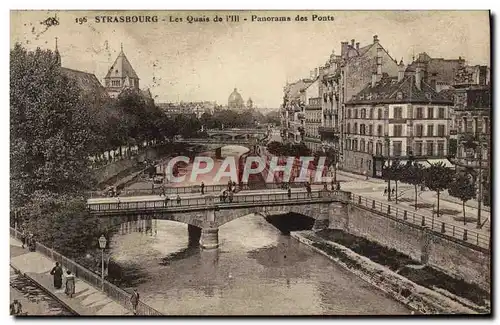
left=205, top=128, right=269, bottom=140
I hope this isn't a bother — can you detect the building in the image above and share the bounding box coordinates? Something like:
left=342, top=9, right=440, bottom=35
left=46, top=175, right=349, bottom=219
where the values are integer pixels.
left=317, top=35, right=399, bottom=159
left=228, top=88, right=245, bottom=110
left=157, top=101, right=216, bottom=118
left=281, top=77, right=315, bottom=143
left=342, top=63, right=454, bottom=177
left=246, top=98, right=254, bottom=110
left=303, top=70, right=322, bottom=152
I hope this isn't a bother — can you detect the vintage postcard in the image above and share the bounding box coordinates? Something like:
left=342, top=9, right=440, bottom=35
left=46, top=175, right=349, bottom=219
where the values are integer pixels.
left=9, top=10, right=491, bottom=316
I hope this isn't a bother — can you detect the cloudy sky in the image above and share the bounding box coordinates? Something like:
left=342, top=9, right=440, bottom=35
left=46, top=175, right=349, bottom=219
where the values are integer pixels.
left=10, top=10, right=490, bottom=108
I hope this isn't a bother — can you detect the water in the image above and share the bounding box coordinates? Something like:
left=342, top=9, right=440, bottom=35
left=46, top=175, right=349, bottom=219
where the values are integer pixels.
left=109, top=216, right=411, bottom=315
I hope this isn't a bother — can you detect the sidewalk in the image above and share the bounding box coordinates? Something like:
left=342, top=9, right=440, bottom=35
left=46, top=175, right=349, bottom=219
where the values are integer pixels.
left=337, top=169, right=491, bottom=234
left=10, top=237, right=132, bottom=316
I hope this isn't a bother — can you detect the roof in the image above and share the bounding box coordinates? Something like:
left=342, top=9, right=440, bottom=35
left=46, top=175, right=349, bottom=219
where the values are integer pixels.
left=346, top=74, right=454, bottom=105
left=140, top=89, right=152, bottom=99
left=104, top=50, right=139, bottom=80
left=61, top=67, right=109, bottom=100
left=285, top=79, right=314, bottom=99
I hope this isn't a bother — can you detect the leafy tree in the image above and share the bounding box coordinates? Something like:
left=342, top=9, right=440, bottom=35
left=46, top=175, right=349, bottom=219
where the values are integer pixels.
left=400, top=162, right=425, bottom=210
left=388, top=160, right=403, bottom=203
left=424, top=162, right=455, bottom=217
left=10, top=43, right=97, bottom=208
left=448, top=172, right=476, bottom=225
left=267, top=141, right=283, bottom=156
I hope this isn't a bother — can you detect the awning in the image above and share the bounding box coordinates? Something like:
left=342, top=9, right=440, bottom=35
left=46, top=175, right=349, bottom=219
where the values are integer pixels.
left=427, top=159, right=455, bottom=168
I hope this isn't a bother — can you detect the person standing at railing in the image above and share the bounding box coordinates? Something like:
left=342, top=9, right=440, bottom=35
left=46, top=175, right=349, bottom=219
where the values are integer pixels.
left=287, top=187, right=291, bottom=199
left=50, top=262, right=63, bottom=290
left=201, top=182, right=205, bottom=195
left=161, top=185, right=166, bottom=197
left=229, top=191, right=234, bottom=203
left=176, top=195, right=181, bottom=205
left=28, top=234, right=36, bottom=252
left=64, top=270, right=75, bottom=298
left=336, top=182, right=341, bottom=191
left=20, top=230, right=26, bottom=249
left=130, top=288, right=140, bottom=315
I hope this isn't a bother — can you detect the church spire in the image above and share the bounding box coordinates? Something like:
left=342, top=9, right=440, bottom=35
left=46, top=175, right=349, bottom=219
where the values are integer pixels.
left=54, top=37, right=61, bottom=66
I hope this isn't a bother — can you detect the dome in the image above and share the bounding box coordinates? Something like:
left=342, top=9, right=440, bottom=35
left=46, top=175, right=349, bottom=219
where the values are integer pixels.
left=228, top=88, right=244, bottom=109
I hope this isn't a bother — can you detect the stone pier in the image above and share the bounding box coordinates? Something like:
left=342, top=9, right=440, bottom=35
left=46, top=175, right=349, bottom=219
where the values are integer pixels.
left=200, top=228, right=219, bottom=249
left=188, top=224, right=202, bottom=247
left=313, top=203, right=331, bottom=230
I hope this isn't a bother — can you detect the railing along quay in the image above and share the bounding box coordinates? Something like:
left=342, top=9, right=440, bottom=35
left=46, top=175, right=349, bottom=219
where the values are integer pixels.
left=349, top=194, right=490, bottom=251
left=9, top=228, right=163, bottom=316
left=88, top=182, right=332, bottom=198
left=88, top=190, right=351, bottom=213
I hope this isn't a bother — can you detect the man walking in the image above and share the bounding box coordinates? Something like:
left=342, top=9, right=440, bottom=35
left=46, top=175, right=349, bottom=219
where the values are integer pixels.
left=50, top=262, right=63, bottom=289
left=130, top=288, right=140, bottom=315
left=201, top=182, right=205, bottom=195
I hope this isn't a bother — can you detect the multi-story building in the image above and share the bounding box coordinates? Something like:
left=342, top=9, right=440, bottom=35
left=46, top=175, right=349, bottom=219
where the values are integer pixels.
left=317, top=35, right=399, bottom=161
left=451, top=85, right=491, bottom=205
left=342, top=63, right=454, bottom=177
left=157, top=101, right=216, bottom=118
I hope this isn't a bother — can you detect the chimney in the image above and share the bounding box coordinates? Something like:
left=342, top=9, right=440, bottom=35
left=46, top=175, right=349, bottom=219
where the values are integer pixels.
left=415, top=67, right=422, bottom=90
left=356, top=42, right=360, bottom=50
left=351, top=39, right=355, bottom=47
left=373, top=35, right=379, bottom=43
left=398, top=59, right=405, bottom=82
left=376, top=46, right=382, bottom=76
left=372, top=72, right=377, bottom=88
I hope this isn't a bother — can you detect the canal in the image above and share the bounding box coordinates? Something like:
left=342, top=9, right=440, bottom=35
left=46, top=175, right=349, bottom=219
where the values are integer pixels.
left=108, top=145, right=411, bottom=315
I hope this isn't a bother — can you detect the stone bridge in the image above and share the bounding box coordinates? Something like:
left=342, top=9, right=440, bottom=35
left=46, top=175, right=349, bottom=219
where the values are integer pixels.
left=206, top=128, right=269, bottom=140
left=88, top=189, right=350, bottom=249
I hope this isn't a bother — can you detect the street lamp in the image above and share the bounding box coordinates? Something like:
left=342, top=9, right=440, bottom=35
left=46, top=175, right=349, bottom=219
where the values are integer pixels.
left=98, top=235, right=107, bottom=291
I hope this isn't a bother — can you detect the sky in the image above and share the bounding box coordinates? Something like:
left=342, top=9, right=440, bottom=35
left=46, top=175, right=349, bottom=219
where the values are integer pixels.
left=10, top=10, right=490, bottom=109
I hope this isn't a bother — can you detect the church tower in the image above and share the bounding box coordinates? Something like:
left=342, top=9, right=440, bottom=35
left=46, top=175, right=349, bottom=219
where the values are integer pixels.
left=104, top=44, right=140, bottom=98
left=246, top=97, right=253, bottom=109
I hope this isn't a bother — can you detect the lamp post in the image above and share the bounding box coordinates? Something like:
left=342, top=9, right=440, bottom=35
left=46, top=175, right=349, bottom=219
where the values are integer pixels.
left=98, top=235, right=107, bottom=291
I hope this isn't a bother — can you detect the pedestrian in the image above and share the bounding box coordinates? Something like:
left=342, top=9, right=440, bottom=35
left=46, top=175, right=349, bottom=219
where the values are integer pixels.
left=323, top=182, right=328, bottom=190
left=28, top=235, right=36, bottom=252
left=364, top=170, right=369, bottom=180
left=164, top=195, right=170, bottom=207
left=176, top=194, right=181, bottom=205
left=287, top=187, right=292, bottom=199
left=130, top=288, right=140, bottom=315
left=383, top=187, right=388, bottom=196
left=20, top=230, right=26, bottom=249
left=10, top=299, right=23, bottom=316
left=50, top=262, right=63, bottom=290
left=336, top=182, right=341, bottom=191
left=306, top=184, right=312, bottom=198
left=232, top=181, right=237, bottom=192
left=151, top=183, right=155, bottom=195
left=392, top=188, right=395, bottom=196
left=229, top=191, right=234, bottom=203
left=219, top=191, right=224, bottom=202
left=201, top=181, right=205, bottom=195
left=64, top=270, right=75, bottom=298
left=161, top=185, right=166, bottom=197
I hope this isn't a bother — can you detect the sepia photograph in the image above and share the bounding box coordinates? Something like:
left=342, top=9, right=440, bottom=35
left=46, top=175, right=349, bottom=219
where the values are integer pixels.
left=9, top=10, right=491, bottom=316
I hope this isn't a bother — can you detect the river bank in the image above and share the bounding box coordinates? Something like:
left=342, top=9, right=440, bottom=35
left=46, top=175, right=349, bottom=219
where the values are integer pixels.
left=291, top=230, right=490, bottom=315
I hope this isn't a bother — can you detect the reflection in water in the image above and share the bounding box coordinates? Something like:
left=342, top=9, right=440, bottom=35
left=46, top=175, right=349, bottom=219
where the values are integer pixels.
left=109, top=215, right=411, bottom=315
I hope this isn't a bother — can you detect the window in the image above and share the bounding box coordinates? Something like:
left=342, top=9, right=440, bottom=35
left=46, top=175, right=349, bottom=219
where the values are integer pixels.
left=415, top=124, right=423, bottom=137
left=426, top=142, right=434, bottom=156
left=347, top=109, right=351, bottom=119
left=427, top=125, right=434, bottom=136
left=377, top=125, right=383, bottom=136
left=353, top=140, right=358, bottom=151
left=376, top=142, right=382, bottom=155
left=396, top=92, right=403, bottom=100
left=393, top=125, right=403, bottom=137
left=368, top=124, right=373, bottom=135
left=360, top=139, right=365, bottom=152
left=354, top=123, right=358, bottom=134
left=437, top=141, right=445, bottom=156
left=368, top=141, right=373, bottom=153
left=111, top=80, right=120, bottom=87
left=361, top=109, right=366, bottom=119
left=484, top=118, right=490, bottom=134
left=394, top=106, right=403, bottom=119
left=427, top=107, right=434, bottom=119
left=384, top=109, right=389, bottom=119
left=466, top=119, right=473, bottom=134
left=347, top=123, right=351, bottom=134
left=369, top=109, right=373, bottom=119
left=415, top=142, right=423, bottom=156
left=377, top=109, right=382, bottom=119
left=416, top=107, right=424, bottom=119
left=393, top=141, right=402, bottom=157
left=360, top=124, right=366, bottom=135
left=438, top=107, right=445, bottom=119
left=437, top=124, right=445, bottom=137
left=354, top=109, right=358, bottom=119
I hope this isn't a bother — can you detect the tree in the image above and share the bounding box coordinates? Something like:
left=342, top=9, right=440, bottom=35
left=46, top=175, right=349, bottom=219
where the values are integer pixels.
left=388, top=160, right=403, bottom=203
left=424, top=162, right=455, bottom=217
left=400, top=162, right=425, bottom=210
left=10, top=43, right=97, bottom=208
left=267, top=141, right=283, bottom=156
left=448, top=173, right=476, bottom=225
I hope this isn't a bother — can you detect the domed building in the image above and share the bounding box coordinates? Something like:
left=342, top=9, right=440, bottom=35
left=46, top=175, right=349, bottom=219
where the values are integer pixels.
left=228, top=88, right=245, bottom=110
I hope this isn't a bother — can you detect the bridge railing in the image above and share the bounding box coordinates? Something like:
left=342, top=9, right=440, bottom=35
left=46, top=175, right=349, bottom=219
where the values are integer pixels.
left=349, top=194, right=490, bottom=251
left=88, top=182, right=333, bottom=198
left=88, top=189, right=351, bottom=213
left=10, top=227, right=163, bottom=316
